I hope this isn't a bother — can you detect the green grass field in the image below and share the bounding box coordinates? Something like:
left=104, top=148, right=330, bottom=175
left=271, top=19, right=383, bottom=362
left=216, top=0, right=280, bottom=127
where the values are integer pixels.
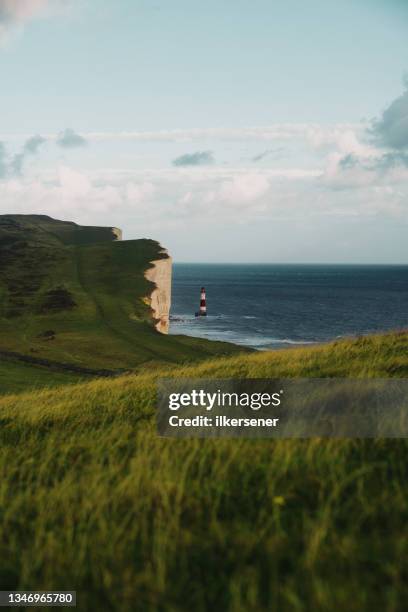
left=0, top=360, right=86, bottom=395
left=0, top=331, right=407, bottom=611
left=0, top=214, right=245, bottom=386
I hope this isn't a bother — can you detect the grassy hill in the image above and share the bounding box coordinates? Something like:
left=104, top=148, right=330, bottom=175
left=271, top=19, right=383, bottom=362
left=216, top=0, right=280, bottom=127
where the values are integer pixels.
left=0, top=331, right=407, bottom=611
left=0, top=214, right=245, bottom=393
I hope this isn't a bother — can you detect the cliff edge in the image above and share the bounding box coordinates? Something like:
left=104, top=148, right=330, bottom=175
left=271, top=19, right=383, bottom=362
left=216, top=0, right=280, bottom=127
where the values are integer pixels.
left=0, top=214, right=242, bottom=374
left=145, top=252, right=172, bottom=334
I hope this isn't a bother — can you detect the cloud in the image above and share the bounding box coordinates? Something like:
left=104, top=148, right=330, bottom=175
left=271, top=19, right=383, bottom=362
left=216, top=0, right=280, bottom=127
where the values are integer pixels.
left=371, top=78, right=408, bottom=150
left=0, top=0, right=51, bottom=44
left=24, top=133, right=46, bottom=154
left=0, top=134, right=46, bottom=178
left=338, top=151, right=408, bottom=173
left=216, top=173, right=271, bottom=206
left=11, top=134, right=46, bottom=175
left=0, top=0, right=49, bottom=22
left=338, top=153, right=358, bottom=170
left=371, top=151, right=408, bottom=169
left=322, top=148, right=408, bottom=191
left=0, top=124, right=366, bottom=148
left=172, top=150, right=214, bottom=167
left=0, top=141, right=7, bottom=178
left=319, top=92, right=408, bottom=190
left=56, top=128, right=87, bottom=148
left=0, top=1, right=73, bottom=45
left=0, top=166, right=316, bottom=219
left=82, top=124, right=362, bottom=145
left=126, top=181, right=156, bottom=204
left=252, top=148, right=286, bottom=162
left=85, top=126, right=315, bottom=143
left=1, top=162, right=407, bottom=254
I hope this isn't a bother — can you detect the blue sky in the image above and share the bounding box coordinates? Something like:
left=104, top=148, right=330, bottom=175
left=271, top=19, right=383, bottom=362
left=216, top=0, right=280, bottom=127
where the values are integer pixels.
left=0, top=0, right=408, bottom=262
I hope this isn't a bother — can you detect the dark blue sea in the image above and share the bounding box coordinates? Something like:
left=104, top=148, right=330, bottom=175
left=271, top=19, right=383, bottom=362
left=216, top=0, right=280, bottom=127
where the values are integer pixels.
left=169, top=264, right=408, bottom=350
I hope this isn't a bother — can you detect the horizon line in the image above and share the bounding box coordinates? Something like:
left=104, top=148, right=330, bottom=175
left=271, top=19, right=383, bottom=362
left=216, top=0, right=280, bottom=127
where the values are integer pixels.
left=172, top=261, right=408, bottom=266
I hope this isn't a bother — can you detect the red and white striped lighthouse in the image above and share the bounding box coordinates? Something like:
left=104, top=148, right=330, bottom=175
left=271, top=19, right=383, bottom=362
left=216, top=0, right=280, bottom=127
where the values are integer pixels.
left=195, top=286, right=207, bottom=317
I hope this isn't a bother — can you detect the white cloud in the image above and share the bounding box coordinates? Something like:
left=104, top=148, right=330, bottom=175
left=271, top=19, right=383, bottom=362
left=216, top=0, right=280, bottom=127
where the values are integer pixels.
left=216, top=173, right=271, bottom=206
left=125, top=181, right=156, bottom=204
left=58, top=165, right=91, bottom=198
left=1, top=114, right=407, bottom=247
left=0, top=0, right=72, bottom=45
left=0, top=0, right=49, bottom=21
left=3, top=124, right=360, bottom=145
left=321, top=148, right=408, bottom=191
left=2, top=162, right=405, bottom=232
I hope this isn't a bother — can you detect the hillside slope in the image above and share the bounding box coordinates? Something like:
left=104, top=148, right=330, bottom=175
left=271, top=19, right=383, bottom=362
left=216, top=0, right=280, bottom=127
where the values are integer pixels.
left=0, top=332, right=407, bottom=611
left=0, top=215, right=245, bottom=390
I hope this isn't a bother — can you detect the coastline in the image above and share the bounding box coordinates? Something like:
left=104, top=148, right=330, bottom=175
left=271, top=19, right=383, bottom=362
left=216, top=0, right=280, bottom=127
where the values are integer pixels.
left=169, top=262, right=408, bottom=350
left=145, top=251, right=173, bottom=334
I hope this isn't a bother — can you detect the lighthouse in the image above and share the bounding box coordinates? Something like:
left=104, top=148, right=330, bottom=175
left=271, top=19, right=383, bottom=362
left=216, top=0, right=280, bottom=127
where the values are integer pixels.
left=195, top=286, right=207, bottom=317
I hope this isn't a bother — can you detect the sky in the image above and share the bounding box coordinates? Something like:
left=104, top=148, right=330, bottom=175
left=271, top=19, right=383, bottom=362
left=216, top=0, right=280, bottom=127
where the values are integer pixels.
left=0, top=0, right=408, bottom=262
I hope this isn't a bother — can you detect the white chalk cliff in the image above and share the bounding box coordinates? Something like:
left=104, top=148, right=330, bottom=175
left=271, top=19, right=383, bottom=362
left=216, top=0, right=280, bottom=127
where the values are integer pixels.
left=112, top=227, right=123, bottom=241
left=145, top=252, right=172, bottom=334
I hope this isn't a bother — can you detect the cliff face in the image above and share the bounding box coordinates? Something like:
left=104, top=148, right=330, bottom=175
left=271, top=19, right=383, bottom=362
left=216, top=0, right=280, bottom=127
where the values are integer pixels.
left=145, top=252, right=172, bottom=334
left=112, top=227, right=123, bottom=241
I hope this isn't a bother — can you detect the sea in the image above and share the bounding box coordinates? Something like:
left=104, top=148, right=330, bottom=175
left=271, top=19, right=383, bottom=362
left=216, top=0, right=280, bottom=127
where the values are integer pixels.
left=169, top=264, right=408, bottom=350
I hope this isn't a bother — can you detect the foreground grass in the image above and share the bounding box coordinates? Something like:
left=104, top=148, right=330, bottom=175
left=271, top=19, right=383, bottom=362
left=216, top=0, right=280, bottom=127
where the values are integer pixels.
left=0, top=332, right=407, bottom=611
